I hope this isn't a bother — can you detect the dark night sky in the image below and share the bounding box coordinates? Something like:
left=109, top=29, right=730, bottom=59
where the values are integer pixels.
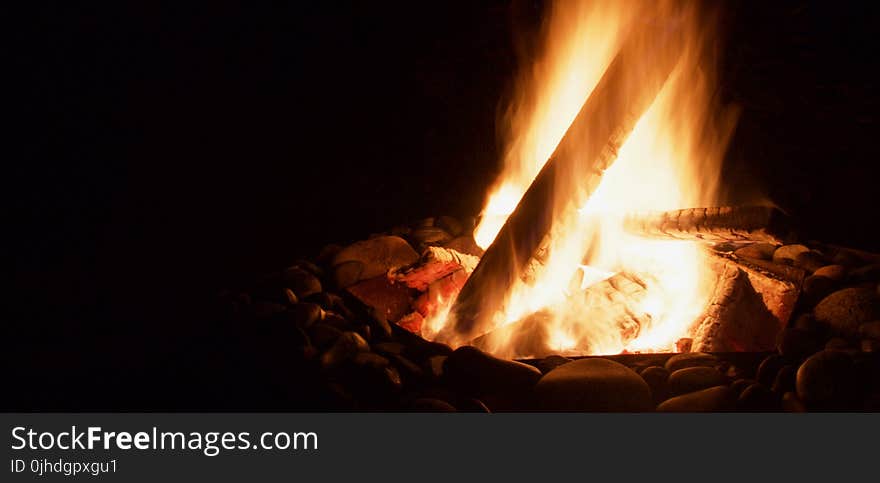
left=9, top=1, right=880, bottom=407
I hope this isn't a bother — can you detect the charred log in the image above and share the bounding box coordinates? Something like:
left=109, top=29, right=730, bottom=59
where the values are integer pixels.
left=442, top=21, right=685, bottom=344
left=623, top=206, right=794, bottom=244
left=390, top=246, right=480, bottom=291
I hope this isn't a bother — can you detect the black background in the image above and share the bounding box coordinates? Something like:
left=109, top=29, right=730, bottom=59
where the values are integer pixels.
left=9, top=1, right=880, bottom=409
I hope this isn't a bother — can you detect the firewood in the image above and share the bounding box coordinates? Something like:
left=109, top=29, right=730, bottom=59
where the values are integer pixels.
left=623, top=206, right=794, bottom=244
left=471, top=272, right=649, bottom=359
left=442, top=21, right=685, bottom=344
left=390, top=246, right=480, bottom=291
left=691, top=253, right=800, bottom=352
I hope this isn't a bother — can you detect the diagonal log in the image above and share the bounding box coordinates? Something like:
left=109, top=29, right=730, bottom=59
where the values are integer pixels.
left=440, top=21, right=685, bottom=344
left=623, top=206, right=794, bottom=244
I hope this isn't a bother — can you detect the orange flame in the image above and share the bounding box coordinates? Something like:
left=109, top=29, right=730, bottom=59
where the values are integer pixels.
left=431, top=0, right=738, bottom=357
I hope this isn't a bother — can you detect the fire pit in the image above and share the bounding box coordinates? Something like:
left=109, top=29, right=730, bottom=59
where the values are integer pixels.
left=219, top=0, right=880, bottom=412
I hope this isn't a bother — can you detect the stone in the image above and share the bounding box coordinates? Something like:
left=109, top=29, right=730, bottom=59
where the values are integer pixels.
left=813, top=264, right=847, bottom=282
left=771, top=364, right=798, bottom=394
left=772, top=244, right=810, bottom=266
left=308, top=323, right=342, bottom=351
left=796, top=350, right=860, bottom=410
left=825, top=337, right=852, bottom=351
left=287, top=302, right=324, bottom=329
left=332, top=261, right=364, bottom=289
left=756, top=354, right=787, bottom=387
left=388, top=353, right=424, bottom=381
left=793, top=313, right=821, bottom=332
left=535, top=355, right=573, bottom=374
left=442, top=235, right=484, bottom=257
left=859, top=321, right=880, bottom=340
left=282, top=267, right=322, bottom=299
left=737, top=383, right=779, bottom=411
left=427, top=355, right=447, bottom=378
left=372, top=342, right=405, bottom=357
left=667, top=367, right=726, bottom=397
left=436, top=215, right=464, bottom=237
left=415, top=217, right=435, bottom=227
left=814, top=288, right=880, bottom=336
left=534, top=358, right=652, bottom=412
left=345, top=276, right=413, bottom=323
left=849, top=264, right=880, bottom=283
left=781, top=391, right=807, bottom=412
left=729, top=378, right=755, bottom=398
left=331, top=236, right=419, bottom=281
left=283, top=288, right=298, bottom=305
left=801, top=275, right=838, bottom=307
left=794, top=251, right=828, bottom=273
left=444, top=346, right=542, bottom=398
left=639, top=366, right=670, bottom=403
left=734, top=243, right=777, bottom=261
left=776, top=328, right=824, bottom=360
left=320, top=331, right=370, bottom=370
left=657, top=386, right=735, bottom=412
left=316, top=243, right=343, bottom=265
left=862, top=339, right=880, bottom=353
left=408, top=398, right=456, bottom=412
left=321, top=311, right=354, bottom=332
left=665, top=352, right=719, bottom=373
left=410, top=227, right=452, bottom=245
left=455, top=398, right=491, bottom=413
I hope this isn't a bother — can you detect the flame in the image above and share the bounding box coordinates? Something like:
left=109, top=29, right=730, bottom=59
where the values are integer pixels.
left=430, top=0, right=738, bottom=357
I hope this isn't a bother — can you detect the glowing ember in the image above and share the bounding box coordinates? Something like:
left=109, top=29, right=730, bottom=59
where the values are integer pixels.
left=429, top=0, right=739, bottom=357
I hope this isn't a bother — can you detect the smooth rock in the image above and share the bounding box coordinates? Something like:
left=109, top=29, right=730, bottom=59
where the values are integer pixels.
left=757, top=354, right=787, bottom=386
left=321, top=311, right=354, bottom=332
left=657, top=386, right=735, bottom=412
left=862, top=339, right=880, bottom=353
left=773, top=245, right=810, bottom=265
left=737, top=383, right=779, bottom=411
left=796, top=350, right=860, bottom=410
left=536, top=355, right=573, bottom=374
left=813, top=264, right=847, bottom=282
left=331, top=236, right=419, bottom=281
left=734, top=243, right=777, bottom=261
left=781, top=391, right=807, bottom=412
left=534, top=358, right=652, bottom=412
left=444, top=346, right=542, bottom=398
left=287, top=302, right=325, bottom=329
left=410, top=226, right=452, bottom=245
left=320, top=331, right=369, bottom=369
left=372, top=342, right=405, bottom=356
left=859, top=321, right=880, bottom=340
left=436, top=215, right=463, bottom=237
left=825, top=337, right=852, bottom=351
left=408, top=398, right=457, bottom=412
left=772, top=364, right=798, bottom=394
left=794, top=251, right=828, bottom=272
left=773, top=244, right=810, bottom=266
left=776, top=328, right=824, bottom=360
left=802, top=275, right=838, bottom=307
left=639, top=366, right=670, bottom=403
left=664, top=352, right=719, bottom=373
left=667, top=366, right=726, bottom=397
left=427, top=355, right=447, bottom=378
left=308, top=323, right=342, bottom=350
left=455, top=398, right=491, bottom=413
left=849, top=263, right=880, bottom=283
left=283, top=288, right=298, bottom=305
left=729, top=378, right=755, bottom=398
left=793, top=313, right=821, bottom=332
left=814, top=288, right=880, bottom=336
left=283, top=267, right=322, bottom=299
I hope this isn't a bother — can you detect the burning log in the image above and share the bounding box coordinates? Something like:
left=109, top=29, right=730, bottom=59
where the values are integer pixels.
left=390, top=246, right=480, bottom=291
left=443, top=21, right=685, bottom=344
left=472, top=272, right=650, bottom=359
left=623, top=206, right=794, bottom=244
left=691, top=253, right=802, bottom=352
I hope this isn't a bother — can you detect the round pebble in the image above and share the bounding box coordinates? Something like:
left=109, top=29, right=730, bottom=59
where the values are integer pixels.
left=796, top=350, right=860, bottom=410
left=814, top=287, right=880, bottom=336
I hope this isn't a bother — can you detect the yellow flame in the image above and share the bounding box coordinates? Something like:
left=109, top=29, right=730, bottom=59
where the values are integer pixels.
left=433, top=0, right=738, bottom=357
